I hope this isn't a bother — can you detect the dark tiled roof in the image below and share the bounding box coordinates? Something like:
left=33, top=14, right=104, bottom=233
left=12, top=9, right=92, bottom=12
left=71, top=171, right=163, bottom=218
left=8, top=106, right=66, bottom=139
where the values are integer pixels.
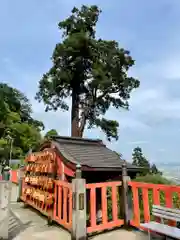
left=51, top=136, right=138, bottom=171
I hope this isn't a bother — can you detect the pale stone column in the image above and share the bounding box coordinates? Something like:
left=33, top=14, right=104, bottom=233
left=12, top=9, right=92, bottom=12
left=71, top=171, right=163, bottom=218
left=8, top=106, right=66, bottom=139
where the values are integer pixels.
left=17, top=165, right=24, bottom=202
left=121, top=161, right=131, bottom=227
left=72, top=164, right=87, bottom=240
left=0, top=181, right=11, bottom=239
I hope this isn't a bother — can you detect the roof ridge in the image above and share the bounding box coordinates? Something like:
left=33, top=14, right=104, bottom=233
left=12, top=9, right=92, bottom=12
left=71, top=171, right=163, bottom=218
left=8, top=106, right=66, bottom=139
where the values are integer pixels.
left=51, top=135, right=104, bottom=144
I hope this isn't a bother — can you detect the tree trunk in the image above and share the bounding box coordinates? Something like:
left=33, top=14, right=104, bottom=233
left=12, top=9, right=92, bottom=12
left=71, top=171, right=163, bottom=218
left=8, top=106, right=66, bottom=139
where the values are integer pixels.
left=79, top=110, right=87, bottom=138
left=71, top=89, right=80, bottom=137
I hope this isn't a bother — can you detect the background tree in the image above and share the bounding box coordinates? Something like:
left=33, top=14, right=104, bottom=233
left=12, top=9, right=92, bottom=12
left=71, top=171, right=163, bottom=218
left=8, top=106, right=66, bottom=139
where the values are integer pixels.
left=132, top=147, right=151, bottom=176
left=132, top=146, right=161, bottom=176
left=44, top=129, right=58, bottom=139
left=151, top=163, right=162, bottom=175
left=0, top=83, right=44, bottom=133
left=0, top=83, right=43, bottom=162
left=36, top=5, right=140, bottom=141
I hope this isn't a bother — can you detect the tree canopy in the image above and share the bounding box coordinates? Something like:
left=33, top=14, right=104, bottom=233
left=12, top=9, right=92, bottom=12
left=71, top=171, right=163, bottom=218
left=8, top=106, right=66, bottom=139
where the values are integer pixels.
left=151, top=163, right=162, bottom=175
left=132, top=147, right=150, bottom=175
left=44, top=129, right=58, bottom=139
left=0, top=83, right=43, bottom=162
left=36, top=5, right=140, bottom=141
left=132, top=146, right=161, bottom=176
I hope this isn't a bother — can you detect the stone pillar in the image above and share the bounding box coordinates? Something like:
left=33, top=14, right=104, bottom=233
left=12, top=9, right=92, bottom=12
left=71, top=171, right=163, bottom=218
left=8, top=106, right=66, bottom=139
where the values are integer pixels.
left=0, top=181, right=11, bottom=239
left=17, top=165, right=24, bottom=202
left=75, top=164, right=82, bottom=178
left=121, top=161, right=130, bottom=227
left=72, top=164, right=87, bottom=240
left=0, top=165, right=2, bottom=179
left=2, top=166, right=11, bottom=181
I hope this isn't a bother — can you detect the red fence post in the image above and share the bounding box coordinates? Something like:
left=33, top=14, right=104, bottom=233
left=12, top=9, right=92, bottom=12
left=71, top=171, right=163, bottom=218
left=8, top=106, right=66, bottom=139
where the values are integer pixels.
left=10, top=170, right=18, bottom=184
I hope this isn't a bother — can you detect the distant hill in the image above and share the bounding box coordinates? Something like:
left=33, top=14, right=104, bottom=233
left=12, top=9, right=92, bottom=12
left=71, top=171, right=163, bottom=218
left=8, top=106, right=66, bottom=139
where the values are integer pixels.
left=157, top=163, right=180, bottom=183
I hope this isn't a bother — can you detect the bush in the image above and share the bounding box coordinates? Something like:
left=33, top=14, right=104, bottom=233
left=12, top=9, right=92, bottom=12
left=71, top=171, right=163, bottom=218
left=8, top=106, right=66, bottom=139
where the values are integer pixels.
left=134, top=174, right=173, bottom=185
left=10, top=164, right=19, bottom=170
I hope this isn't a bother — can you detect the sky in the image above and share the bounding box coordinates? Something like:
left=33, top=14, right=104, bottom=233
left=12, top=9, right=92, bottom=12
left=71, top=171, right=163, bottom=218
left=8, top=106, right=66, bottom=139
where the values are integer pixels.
left=0, top=0, right=180, bottom=165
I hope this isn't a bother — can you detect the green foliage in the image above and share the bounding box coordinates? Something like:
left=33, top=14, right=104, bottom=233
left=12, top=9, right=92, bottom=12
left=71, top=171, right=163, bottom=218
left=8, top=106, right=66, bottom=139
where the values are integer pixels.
left=107, top=187, right=121, bottom=221
left=150, top=163, right=162, bottom=175
left=134, top=174, right=173, bottom=185
left=36, top=5, right=140, bottom=141
left=132, top=147, right=150, bottom=175
left=132, top=146, right=161, bottom=176
left=10, top=164, right=19, bottom=170
left=10, top=122, right=42, bottom=154
left=0, top=83, right=43, bottom=162
left=0, top=138, right=9, bottom=161
left=0, top=83, right=44, bottom=133
left=44, top=129, right=58, bottom=139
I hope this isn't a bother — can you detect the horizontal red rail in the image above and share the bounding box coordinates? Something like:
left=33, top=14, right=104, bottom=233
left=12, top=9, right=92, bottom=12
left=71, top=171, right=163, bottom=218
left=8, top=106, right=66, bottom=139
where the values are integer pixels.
left=86, top=181, right=122, bottom=189
left=129, top=181, right=180, bottom=191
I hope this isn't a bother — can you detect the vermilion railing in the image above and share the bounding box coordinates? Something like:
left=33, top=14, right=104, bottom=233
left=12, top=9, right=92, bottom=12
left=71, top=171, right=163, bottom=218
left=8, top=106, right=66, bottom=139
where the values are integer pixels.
left=86, top=181, right=124, bottom=233
left=11, top=170, right=18, bottom=184
left=10, top=170, right=180, bottom=233
left=128, top=181, right=180, bottom=228
left=53, top=180, right=72, bottom=230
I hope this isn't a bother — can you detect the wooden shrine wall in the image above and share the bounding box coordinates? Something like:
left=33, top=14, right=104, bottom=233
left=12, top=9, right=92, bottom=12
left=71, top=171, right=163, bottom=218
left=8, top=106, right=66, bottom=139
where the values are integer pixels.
left=55, top=154, right=75, bottom=180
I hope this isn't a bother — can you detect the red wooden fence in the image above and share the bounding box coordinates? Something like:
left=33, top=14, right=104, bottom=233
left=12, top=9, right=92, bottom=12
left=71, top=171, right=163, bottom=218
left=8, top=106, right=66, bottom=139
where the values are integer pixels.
left=129, top=181, right=180, bottom=228
left=53, top=180, right=72, bottom=230
left=9, top=170, right=180, bottom=233
left=86, top=181, right=124, bottom=233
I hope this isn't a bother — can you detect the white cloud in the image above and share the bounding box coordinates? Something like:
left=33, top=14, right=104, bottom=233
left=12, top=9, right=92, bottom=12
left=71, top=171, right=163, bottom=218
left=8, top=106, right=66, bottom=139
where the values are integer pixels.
left=158, top=148, right=166, bottom=152
left=128, top=80, right=180, bottom=123
left=119, top=116, right=149, bottom=130
left=127, top=140, right=148, bottom=145
left=163, top=58, right=180, bottom=80
left=140, top=57, right=180, bottom=81
left=129, top=88, right=164, bottom=107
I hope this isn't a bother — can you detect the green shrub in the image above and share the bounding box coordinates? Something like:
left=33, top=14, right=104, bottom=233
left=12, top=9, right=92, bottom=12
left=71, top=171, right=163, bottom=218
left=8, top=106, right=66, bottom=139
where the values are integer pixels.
left=134, top=174, right=173, bottom=185
left=10, top=164, right=19, bottom=170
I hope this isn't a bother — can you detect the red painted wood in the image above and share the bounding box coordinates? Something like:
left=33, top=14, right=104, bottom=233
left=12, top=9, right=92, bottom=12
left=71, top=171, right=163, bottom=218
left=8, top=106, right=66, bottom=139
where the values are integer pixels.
left=142, top=188, right=150, bottom=222
left=53, top=180, right=72, bottom=230
left=86, top=182, right=123, bottom=234
left=56, top=154, right=74, bottom=177
left=11, top=170, right=18, bottom=184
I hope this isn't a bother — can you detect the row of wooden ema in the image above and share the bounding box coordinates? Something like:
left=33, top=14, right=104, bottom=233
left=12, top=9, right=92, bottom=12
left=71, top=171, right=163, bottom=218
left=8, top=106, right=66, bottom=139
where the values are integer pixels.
left=13, top=163, right=180, bottom=240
